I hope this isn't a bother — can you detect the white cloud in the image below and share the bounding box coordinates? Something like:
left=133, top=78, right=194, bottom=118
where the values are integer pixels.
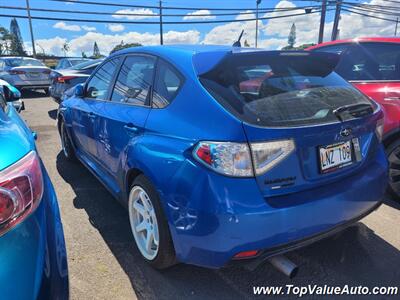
left=24, top=36, right=68, bottom=56
left=31, top=30, right=200, bottom=56
left=203, top=11, right=260, bottom=47
left=107, top=24, right=125, bottom=32
left=53, top=22, right=81, bottom=32
left=82, top=25, right=96, bottom=32
left=112, top=8, right=157, bottom=20
left=183, top=10, right=216, bottom=20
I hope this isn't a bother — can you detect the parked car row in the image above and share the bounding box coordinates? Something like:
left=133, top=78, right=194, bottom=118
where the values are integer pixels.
left=0, top=56, right=95, bottom=96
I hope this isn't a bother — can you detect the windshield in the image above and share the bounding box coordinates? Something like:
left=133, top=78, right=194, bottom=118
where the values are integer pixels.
left=200, top=52, right=374, bottom=127
left=72, top=59, right=101, bottom=70
left=5, top=58, right=45, bottom=67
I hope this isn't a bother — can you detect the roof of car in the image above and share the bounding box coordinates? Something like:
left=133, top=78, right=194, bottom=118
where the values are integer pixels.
left=109, top=44, right=274, bottom=77
left=307, top=37, right=400, bottom=50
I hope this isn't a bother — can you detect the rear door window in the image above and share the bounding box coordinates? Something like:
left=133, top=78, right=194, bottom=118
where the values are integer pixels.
left=200, top=52, right=373, bottom=127
left=85, top=58, right=120, bottom=100
left=111, top=55, right=156, bottom=106
left=152, top=60, right=183, bottom=108
left=334, top=42, right=400, bottom=81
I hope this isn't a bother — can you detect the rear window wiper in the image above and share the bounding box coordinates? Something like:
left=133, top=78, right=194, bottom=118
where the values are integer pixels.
left=333, top=103, right=373, bottom=121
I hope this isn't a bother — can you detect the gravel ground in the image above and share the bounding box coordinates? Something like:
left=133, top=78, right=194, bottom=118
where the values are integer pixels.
left=20, top=92, right=400, bottom=300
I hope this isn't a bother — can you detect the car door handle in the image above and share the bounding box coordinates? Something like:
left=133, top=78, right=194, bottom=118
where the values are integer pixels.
left=124, top=123, right=139, bottom=133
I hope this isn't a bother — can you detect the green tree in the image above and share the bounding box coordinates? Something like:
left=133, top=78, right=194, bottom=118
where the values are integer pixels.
left=81, top=51, right=87, bottom=58
left=9, top=18, right=26, bottom=56
left=110, top=41, right=142, bottom=54
left=93, top=42, right=101, bottom=58
left=287, top=23, right=296, bottom=49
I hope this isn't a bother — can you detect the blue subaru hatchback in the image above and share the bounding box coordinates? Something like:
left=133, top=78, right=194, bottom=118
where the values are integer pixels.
left=58, top=45, right=387, bottom=269
left=0, top=81, right=68, bottom=299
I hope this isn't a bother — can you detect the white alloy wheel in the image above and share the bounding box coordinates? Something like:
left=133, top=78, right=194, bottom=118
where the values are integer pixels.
left=129, top=186, right=160, bottom=260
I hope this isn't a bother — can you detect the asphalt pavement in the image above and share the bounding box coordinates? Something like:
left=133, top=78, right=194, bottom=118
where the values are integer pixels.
left=20, top=91, right=400, bottom=300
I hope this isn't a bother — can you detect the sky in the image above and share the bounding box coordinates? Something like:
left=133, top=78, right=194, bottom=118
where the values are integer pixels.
left=0, top=0, right=399, bottom=56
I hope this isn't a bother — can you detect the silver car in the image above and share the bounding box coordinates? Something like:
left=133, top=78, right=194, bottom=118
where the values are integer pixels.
left=0, top=57, right=51, bottom=94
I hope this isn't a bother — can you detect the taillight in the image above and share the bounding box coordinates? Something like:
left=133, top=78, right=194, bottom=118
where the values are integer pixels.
left=193, top=142, right=253, bottom=177
left=0, top=151, right=43, bottom=236
left=57, top=76, right=77, bottom=84
left=193, top=139, right=295, bottom=177
left=250, top=140, right=295, bottom=175
left=8, top=70, right=25, bottom=75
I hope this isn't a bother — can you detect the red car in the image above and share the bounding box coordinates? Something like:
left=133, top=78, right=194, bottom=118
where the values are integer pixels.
left=308, top=38, right=400, bottom=198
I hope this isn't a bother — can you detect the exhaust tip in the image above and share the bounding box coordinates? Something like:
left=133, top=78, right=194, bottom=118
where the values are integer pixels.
left=268, top=255, right=298, bottom=279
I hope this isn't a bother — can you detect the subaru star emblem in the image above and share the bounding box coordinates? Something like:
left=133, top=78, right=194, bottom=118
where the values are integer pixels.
left=340, top=128, right=352, bottom=137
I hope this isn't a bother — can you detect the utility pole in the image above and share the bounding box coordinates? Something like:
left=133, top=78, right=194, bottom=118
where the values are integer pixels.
left=331, top=0, right=342, bottom=41
left=159, top=0, right=163, bottom=45
left=395, top=17, right=399, bottom=36
left=255, top=0, right=261, bottom=48
left=25, top=0, right=36, bottom=57
left=318, top=0, right=327, bottom=44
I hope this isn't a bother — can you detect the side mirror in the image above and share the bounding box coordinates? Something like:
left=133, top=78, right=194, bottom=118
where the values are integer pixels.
left=74, top=84, right=85, bottom=98
left=3, top=85, right=21, bottom=102
left=12, top=99, right=25, bottom=113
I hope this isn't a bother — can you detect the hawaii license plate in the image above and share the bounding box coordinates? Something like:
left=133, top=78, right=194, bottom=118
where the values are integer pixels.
left=319, top=141, right=352, bottom=173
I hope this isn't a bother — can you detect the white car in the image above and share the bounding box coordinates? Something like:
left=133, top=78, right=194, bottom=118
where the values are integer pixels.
left=0, top=57, right=51, bottom=94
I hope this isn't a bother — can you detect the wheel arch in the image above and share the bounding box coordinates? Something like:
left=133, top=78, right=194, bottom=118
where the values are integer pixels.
left=383, top=128, right=400, bottom=148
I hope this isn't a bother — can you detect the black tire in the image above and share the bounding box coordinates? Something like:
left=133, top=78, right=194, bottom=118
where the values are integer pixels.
left=60, top=120, right=77, bottom=162
left=129, top=175, right=176, bottom=269
left=44, top=88, right=50, bottom=96
left=386, top=139, right=400, bottom=200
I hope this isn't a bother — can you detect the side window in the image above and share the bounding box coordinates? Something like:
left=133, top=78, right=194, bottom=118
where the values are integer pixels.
left=86, top=58, right=120, bottom=100
left=56, top=60, right=64, bottom=69
left=152, top=60, right=183, bottom=108
left=111, top=55, right=156, bottom=106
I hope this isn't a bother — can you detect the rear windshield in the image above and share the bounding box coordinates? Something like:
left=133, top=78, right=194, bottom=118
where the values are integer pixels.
left=72, top=59, right=102, bottom=70
left=70, top=59, right=91, bottom=67
left=5, top=58, right=44, bottom=67
left=200, top=52, right=373, bottom=127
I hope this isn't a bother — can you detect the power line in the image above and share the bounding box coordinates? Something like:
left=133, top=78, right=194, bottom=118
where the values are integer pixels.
left=0, top=4, right=322, bottom=18
left=48, top=0, right=318, bottom=11
left=342, top=7, right=399, bottom=22
left=0, top=8, right=327, bottom=25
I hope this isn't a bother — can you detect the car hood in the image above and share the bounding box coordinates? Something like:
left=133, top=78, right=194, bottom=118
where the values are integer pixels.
left=0, top=111, right=33, bottom=171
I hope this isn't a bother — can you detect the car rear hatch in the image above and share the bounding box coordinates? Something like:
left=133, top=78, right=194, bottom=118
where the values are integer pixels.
left=199, top=50, right=383, bottom=197
left=10, top=66, right=51, bottom=83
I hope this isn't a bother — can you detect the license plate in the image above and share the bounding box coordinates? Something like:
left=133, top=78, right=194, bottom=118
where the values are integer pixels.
left=28, top=72, right=40, bottom=78
left=319, top=141, right=352, bottom=173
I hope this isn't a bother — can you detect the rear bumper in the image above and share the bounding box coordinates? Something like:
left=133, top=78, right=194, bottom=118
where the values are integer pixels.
left=0, top=166, right=68, bottom=300
left=16, top=84, right=50, bottom=90
left=166, top=146, right=388, bottom=268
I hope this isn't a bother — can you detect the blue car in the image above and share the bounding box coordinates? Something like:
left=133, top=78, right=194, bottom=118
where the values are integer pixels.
left=57, top=45, right=387, bottom=269
left=0, top=82, right=68, bottom=299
